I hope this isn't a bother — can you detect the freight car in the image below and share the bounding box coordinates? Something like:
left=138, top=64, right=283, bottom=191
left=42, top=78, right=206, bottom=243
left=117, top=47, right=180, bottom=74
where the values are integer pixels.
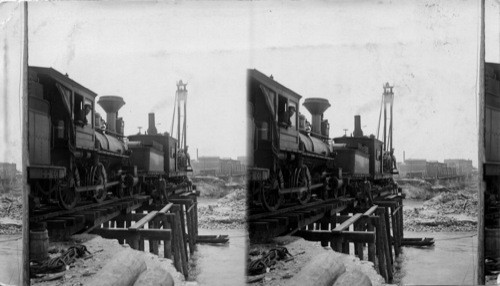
left=28, top=66, right=193, bottom=210
left=248, top=69, right=399, bottom=211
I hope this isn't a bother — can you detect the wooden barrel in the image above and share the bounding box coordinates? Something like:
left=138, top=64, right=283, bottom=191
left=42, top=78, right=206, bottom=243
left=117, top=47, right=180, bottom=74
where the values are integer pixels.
left=29, top=229, right=49, bottom=261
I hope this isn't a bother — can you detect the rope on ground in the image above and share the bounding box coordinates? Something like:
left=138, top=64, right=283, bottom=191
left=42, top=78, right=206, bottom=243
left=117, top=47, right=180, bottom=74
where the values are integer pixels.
left=248, top=247, right=293, bottom=276
left=30, top=245, right=91, bottom=276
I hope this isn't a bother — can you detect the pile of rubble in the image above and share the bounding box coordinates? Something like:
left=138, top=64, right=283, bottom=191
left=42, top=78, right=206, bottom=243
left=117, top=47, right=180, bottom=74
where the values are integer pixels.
left=197, top=188, right=246, bottom=230
left=31, top=234, right=186, bottom=286
left=403, top=208, right=476, bottom=232
left=402, top=182, right=478, bottom=232
left=0, top=192, right=23, bottom=235
left=191, top=176, right=245, bottom=198
left=424, top=191, right=478, bottom=217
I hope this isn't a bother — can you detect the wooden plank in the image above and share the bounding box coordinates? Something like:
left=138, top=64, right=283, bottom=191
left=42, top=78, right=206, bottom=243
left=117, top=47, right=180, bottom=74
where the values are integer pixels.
left=295, top=230, right=375, bottom=243
left=334, top=213, right=362, bottom=231
left=363, top=205, right=378, bottom=216
left=158, top=203, right=173, bottom=213
left=129, top=211, right=158, bottom=230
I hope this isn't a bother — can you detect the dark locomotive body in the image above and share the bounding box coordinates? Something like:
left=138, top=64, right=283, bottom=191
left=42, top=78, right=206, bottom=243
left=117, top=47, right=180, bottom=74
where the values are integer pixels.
left=127, top=113, right=193, bottom=201
left=248, top=69, right=398, bottom=211
left=28, top=66, right=192, bottom=210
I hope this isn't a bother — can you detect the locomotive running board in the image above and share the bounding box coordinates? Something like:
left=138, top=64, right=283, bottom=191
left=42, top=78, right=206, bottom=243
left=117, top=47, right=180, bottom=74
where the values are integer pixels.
left=278, top=183, right=323, bottom=195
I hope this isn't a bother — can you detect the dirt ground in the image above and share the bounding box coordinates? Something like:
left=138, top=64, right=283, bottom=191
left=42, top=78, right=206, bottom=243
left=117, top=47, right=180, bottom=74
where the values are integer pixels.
left=248, top=236, right=394, bottom=286
left=398, top=179, right=478, bottom=232
left=31, top=234, right=189, bottom=286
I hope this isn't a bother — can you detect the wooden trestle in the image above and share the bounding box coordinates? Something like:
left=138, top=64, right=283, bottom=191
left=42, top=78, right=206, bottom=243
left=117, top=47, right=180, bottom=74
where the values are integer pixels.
left=91, top=193, right=199, bottom=278
left=294, top=194, right=404, bottom=283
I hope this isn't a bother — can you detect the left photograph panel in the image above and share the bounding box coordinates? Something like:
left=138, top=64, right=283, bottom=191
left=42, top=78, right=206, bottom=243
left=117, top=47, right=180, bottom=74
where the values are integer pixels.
left=26, top=2, right=247, bottom=285
left=0, top=2, right=25, bottom=286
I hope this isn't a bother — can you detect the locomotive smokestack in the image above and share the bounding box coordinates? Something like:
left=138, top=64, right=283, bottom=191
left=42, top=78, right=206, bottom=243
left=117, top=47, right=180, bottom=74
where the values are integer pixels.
left=302, top=98, right=331, bottom=136
left=353, top=115, right=364, bottom=137
left=97, top=96, right=125, bottom=133
left=148, top=113, right=158, bottom=135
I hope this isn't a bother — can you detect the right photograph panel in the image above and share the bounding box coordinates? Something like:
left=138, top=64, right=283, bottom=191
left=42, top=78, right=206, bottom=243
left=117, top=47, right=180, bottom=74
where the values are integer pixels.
left=246, top=1, right=486, bottom=285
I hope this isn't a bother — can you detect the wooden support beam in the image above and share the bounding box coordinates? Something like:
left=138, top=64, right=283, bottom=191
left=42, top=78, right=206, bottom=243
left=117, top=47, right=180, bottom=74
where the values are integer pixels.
left=377, top=209, right=393, bottom=282
left=364, top=205, right=378, bottom=216
left=374, top=215, right=388, bottom=282
left=295, top=230, right=375, bottom=243
left=367, top=220, right=376, bottom=265
left=334, top=213, right=362, bottom=231
left=158, top=203, right=174, bottom=213
left=129, top=211, right=158, bottom=230
left=92, top=228, right=171, bottom=242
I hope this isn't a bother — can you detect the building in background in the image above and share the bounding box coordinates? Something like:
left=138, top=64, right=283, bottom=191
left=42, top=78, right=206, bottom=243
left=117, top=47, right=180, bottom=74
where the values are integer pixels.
left=191, top=156, right=247, bottom=177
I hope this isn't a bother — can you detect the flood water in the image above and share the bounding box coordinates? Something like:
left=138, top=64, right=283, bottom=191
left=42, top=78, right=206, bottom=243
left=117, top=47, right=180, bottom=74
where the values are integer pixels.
left=394, top=231, right=477, bottom=285
left=0, top=235, right=22, bottom=286
left=395, top=198, right=479, bottom=285
left=188, top=228, right=247, bottom=286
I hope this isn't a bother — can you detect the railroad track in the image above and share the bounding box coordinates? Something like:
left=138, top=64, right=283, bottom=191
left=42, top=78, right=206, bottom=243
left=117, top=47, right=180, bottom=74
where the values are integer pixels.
left=30, top=195, right=152, bottom=240
left=248, top=198, right=355, bottom=242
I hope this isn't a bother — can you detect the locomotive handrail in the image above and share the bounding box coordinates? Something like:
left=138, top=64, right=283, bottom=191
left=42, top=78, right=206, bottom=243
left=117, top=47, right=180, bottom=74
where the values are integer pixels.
left=94, top=127, right=126, bottom=138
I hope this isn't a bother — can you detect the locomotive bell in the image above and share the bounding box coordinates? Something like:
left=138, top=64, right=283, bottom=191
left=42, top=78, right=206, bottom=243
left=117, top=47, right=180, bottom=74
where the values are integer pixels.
left=303, top=98, right=330, bottom=136
left=97, top=96, right=125, bottom=133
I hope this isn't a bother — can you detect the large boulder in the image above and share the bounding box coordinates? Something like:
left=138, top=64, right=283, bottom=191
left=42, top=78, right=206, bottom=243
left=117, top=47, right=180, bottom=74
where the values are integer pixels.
left=84, top=249, right=147, bottom=286
left=333, top=270, right=372, bottom=286
left=133, top=265, right=175, bottom=286
left=287, top=252, right=346, bottom=286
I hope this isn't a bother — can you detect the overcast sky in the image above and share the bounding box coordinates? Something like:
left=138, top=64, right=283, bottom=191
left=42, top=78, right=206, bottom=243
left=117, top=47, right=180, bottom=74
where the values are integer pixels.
left=1, top=0, right=499, bottom=168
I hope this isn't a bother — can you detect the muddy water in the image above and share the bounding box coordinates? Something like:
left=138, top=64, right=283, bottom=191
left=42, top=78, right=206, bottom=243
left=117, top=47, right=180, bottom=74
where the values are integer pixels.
left=0, top=235, right=22, bottom=286
left=188, top=228, right=247, bottom=286
left=394, top=231, right=477, bottom=285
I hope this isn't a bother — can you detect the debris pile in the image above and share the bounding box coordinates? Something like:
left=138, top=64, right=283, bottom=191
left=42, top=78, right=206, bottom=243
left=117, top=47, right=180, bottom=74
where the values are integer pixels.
left=403, top=209, right=476, bottom=232
left=191, top=175, right=245, bottom=198
left=0, top=192, right=23, bottom=235
left=247, top=236, right=388, bottom=286
left=402, top=180, right=478, bottom=232
left=424, top=191, right=478, bottom=217
left=198, top=188, right=246, bottom=229
left=31, top=234, right=186, bottom=286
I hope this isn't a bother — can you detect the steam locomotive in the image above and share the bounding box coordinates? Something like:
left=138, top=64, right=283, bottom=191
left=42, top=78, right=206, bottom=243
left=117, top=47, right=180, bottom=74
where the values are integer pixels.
left=248, top=69, right=399, bottom=211
left=28, top=66, right=192, bottom=210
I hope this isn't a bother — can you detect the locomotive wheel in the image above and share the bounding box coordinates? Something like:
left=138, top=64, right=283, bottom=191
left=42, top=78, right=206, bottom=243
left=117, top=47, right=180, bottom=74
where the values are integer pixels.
left=261, top=175, right=283, bottom=212
left=92, top=163, right=107, bottom=203
left=296, top=167, right=311, bottom=205
left=58, top=174, right=79, bottom=210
